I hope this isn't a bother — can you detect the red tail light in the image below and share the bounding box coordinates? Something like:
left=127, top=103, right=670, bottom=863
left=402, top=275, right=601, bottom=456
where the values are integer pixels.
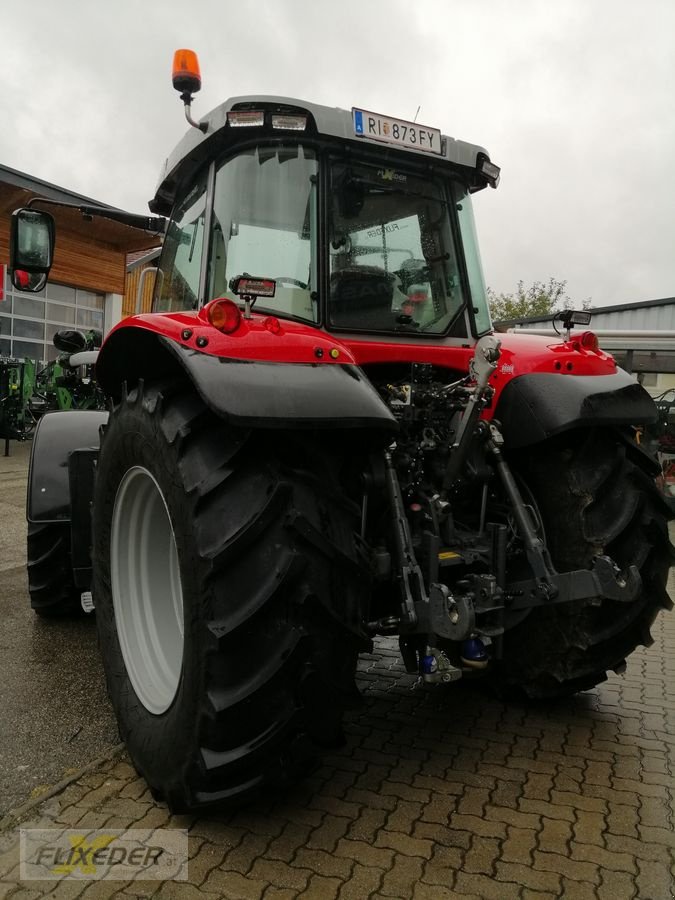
left=264, top=316, right=282, bottom=334
left=579, top=330, right=599, bottom=351
left=207, top=298, right=241, bottom=333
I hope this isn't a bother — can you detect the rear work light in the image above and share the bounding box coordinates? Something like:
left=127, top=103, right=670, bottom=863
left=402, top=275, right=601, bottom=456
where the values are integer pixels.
left=207, top=298, right=241, bottom=333
left=227, top=110, right=265, bottom=127
left=271, top=114, right=307, bottom=131
left=479, top=158, right=501, bottom=188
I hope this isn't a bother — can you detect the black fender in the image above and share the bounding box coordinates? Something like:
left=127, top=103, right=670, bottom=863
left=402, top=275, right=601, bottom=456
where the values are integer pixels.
left=96, top=329, right=397, bottom=432
left=27, top=410, right=108, bottom=522
left=496, top=370, right=657, bottom=449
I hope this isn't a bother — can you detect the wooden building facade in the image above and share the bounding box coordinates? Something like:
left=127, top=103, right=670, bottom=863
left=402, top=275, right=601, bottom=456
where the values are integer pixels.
left=0, top=164, right=160, bottom=361
left=123, top=248, right=161, bottom=318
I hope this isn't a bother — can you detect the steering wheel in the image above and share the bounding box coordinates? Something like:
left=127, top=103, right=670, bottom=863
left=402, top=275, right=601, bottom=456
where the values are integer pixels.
left=275, top=277, right=308, bottom=289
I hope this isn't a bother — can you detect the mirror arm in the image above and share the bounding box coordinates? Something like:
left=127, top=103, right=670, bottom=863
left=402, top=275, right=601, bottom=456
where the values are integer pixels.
left=25, top=197, right=166, bottom=235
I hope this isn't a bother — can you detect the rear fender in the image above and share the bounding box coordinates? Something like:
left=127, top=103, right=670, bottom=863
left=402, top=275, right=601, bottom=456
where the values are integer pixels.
left=27, top=410, right=108, bottom=523
left=495, top=370, right=657, bottom=449
left=96, top=328, right=397, bottom=432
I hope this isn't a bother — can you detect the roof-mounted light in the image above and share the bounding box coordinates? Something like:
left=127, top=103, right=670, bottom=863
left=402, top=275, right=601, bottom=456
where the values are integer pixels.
left=271, top=114, right=307, bottom=131
left=171, top=49, right=207, bottom=133
left=172, top=49, right=201, bottom=95
left=227, top=110, right=265, bottom=127
left=479, top=157, right=501, bottom=188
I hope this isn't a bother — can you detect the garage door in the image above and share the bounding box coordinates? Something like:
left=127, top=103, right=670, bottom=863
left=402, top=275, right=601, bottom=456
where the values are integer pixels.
left=0, top=265, right=104, bottom=362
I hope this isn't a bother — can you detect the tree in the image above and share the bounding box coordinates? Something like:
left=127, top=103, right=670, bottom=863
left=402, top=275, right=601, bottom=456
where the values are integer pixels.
left=487, top=278, right=588, bottom=323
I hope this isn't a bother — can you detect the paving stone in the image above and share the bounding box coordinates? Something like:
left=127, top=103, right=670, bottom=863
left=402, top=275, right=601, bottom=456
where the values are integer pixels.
left=604, top=833, right=671, bottom=865
left=296, top=874, right=342, bottom=900
left=485, top=805, right=541, bottom=831
left=519, top=798, right=574, bottom=823
left=635, top=858, right=675, bottom=900
left=247, top=859, right=313, bottom=892
left=333, top=837, right=395, bottom=870
left=336, top=863, right=384, bottom=900
left=532, top=849, right=601, bottom=885
left=223, top=833, right=273, bottom=875
left=538, top=817, right=573, bottom=855
left=494, top=860, right=562, bottom=894
left=291, top=847, right=353, bottom=880
left=262, top=888, right=296, bottom=900
left=202, top=868, right=268, bottom=899
left=448, top=812, right=507, bottom=839
left=597, top=869, right=638, bottom=900
left=379, top=853, right=424, bottom=898
left=345, top=807, right=388, bottom=843
left=557, top=879, right=598, bottom=900
left=305, top=814, right=351, bottom=852
left=421, top=845, right=464, bottom=887
left=463, top=835, right=500, bottom=876
left=454, top=870, right=521, bottom=899
left=637, top=824, right=675, bottom=849
left=605, top=801, right=640, bottom=838
left=374, top=829, right=434, bottom=859
left=265, top=822, right=313, bottom=863
left=637, top=795, right=673, bottom=829
left=569, top=842, right=637, bottom=874
left=186, top=841, right=229, bottom=885
left=75, top=779, right=127, bottom=810
left=384, top=800, right=423, bottom=836
left=501, top=824, right=537, bottom=865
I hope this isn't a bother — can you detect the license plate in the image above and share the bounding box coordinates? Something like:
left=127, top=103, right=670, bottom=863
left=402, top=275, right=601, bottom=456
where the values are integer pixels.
left=352, top=108, right=442, bottom=155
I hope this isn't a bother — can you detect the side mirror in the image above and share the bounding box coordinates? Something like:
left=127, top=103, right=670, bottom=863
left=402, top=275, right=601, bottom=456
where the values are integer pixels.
left=53, top=329, right=87, bottom=354
left=10, top=208, right=55, bottom=293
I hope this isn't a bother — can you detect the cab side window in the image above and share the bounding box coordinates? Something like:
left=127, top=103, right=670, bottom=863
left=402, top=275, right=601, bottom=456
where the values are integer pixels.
left=154, top=171, right=208, bottom=312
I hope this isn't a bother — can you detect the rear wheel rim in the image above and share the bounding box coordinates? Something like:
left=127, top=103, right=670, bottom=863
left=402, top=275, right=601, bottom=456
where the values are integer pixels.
left=111, top=466, right=184, bottom=714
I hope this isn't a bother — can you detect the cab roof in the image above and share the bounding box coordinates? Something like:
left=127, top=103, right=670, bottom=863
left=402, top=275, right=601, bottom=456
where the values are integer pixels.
left=150, top=95, right=494, bottom=215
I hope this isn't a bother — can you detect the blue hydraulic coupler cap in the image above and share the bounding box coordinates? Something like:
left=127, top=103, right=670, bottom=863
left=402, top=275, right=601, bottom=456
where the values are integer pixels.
left=461, top=637, right=487, bottom=662
left=421, top=654, right=436, bottom=674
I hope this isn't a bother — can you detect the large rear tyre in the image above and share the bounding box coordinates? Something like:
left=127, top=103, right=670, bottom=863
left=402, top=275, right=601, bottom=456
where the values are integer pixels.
left=27, top=522, right=81, bottom=618
left=93, top=380, right=368, bottom=811
left=501, top=428, right=673, bottom=698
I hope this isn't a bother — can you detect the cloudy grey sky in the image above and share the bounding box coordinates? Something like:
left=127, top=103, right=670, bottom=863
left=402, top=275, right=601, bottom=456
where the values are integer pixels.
left=2, top=0, right=673, bottom=307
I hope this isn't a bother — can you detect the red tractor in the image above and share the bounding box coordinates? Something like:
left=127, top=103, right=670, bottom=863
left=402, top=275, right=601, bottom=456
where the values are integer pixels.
left=12, top=51, right=672, bottom=811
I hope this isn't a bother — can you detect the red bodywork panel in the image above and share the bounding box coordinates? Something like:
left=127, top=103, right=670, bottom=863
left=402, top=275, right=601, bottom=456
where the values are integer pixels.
left=105, top=303, right=617, bottom=419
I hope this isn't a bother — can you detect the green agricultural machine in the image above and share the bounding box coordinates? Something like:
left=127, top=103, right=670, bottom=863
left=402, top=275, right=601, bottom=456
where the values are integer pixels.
left=0, top=328, right=105, bottom=451
left=0, top=357, right=36, bottom=446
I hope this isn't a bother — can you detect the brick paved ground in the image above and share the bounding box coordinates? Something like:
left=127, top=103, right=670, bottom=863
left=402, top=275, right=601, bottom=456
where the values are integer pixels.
left=1, top=612, right=674, bottom=899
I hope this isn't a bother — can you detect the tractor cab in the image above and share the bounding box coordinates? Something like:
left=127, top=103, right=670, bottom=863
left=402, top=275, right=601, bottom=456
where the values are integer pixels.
left=149, top=53, right=499, bottom=343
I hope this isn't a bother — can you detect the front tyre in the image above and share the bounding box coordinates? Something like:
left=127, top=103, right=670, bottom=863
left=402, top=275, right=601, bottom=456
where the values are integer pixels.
left=93, top=381, right=368, bottom=811
left=27, top=522, right=81, bottom=618
left=501, top=428, right=673, bottom=698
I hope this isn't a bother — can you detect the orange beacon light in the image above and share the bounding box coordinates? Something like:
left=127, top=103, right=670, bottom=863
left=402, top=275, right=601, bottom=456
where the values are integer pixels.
left=172, top=49, right=201, bottom=95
